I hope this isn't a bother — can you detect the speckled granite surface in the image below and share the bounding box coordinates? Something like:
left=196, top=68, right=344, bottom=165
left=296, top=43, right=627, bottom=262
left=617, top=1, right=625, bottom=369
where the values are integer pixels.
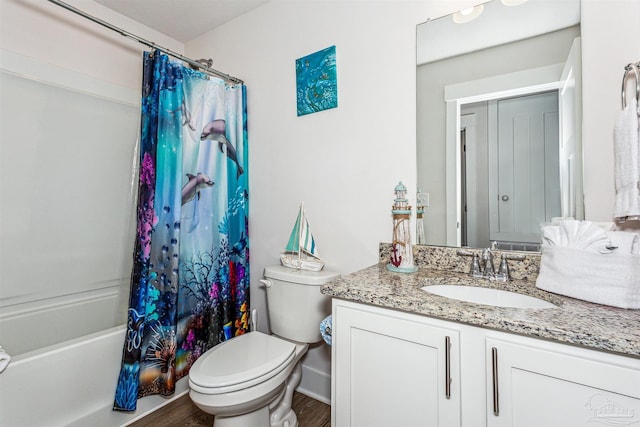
left=323, top=245, right=640, bottom=358
left=380, top=243, right=541, bottom=281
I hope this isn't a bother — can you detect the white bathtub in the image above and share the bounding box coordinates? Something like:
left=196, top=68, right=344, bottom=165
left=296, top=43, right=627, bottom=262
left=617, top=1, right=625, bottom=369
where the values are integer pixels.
left=0, top=325, right=189, bottom=427
left=0, top=288, right=186, bottom=426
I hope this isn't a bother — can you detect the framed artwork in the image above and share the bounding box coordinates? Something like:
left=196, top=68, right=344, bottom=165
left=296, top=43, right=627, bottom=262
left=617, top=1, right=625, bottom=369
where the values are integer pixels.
left=296, top=45, right=337, bottom=116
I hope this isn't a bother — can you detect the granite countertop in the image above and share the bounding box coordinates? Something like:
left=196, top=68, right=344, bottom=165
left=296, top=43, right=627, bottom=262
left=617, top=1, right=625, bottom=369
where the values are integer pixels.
left=320, top=263, right=640, bottom=359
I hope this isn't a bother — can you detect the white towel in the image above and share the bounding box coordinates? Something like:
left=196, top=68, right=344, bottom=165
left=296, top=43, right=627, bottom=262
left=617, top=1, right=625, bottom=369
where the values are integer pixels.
left=613, top=97, right=640, bottom=221
left=541, top=220, right=610, bottom=253
left=536, top=246, right=640, bottom=309
left=606, top=230, right=640, bottom=255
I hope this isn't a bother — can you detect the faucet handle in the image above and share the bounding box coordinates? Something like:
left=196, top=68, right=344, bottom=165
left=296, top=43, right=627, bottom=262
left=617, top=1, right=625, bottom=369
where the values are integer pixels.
left=470, top=253, right=483, bottom=278
left=456, top=249, right=483, bottom=278
left=503, top=253, right=526, bottom=261
left=495, top=254, right=510, bottom=282
left=495, top=252, right=526, bottom=281
left=456, top=249, right=475, bottom=257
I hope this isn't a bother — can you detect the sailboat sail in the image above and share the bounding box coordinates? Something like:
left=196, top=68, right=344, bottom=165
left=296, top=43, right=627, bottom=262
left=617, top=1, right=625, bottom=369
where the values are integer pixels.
left=300, top=221, right=318, bottom=258
left=284, top=211, right=301, bottom=253
left=285, top=206, right=320, bottom=258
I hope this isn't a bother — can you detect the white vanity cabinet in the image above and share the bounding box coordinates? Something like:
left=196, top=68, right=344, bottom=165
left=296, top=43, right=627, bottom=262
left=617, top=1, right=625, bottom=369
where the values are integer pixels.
left=332, top=299, right=461, bottom=427
left=485, top=334, right=640, bottom=427
left=332, top=299, right=640, bottom=427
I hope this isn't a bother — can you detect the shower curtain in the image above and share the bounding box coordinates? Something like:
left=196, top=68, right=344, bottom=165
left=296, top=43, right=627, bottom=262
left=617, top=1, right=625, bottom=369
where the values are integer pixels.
left=114, top=51, right=249, bottom=412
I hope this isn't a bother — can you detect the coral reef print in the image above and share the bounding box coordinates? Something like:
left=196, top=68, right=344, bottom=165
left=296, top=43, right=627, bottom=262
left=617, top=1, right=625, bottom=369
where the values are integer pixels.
left=113, top=51, right=249, bottom=412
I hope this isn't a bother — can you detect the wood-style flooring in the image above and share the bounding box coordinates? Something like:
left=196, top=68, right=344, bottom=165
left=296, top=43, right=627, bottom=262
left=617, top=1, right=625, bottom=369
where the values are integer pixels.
left=129, top=392, right=331, bottom=427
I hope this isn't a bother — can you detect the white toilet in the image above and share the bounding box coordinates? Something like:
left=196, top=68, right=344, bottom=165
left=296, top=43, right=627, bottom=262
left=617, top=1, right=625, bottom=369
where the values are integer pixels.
left=188, top=265, right=339, bottom=427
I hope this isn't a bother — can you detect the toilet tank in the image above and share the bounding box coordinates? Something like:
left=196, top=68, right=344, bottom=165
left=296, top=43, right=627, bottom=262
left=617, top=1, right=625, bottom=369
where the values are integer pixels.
left=263, top=265, right=339, bottom=343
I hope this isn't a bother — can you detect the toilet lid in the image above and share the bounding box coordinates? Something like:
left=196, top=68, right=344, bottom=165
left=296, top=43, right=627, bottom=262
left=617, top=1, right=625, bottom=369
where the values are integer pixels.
left=189, top=332, right=296, bottom=390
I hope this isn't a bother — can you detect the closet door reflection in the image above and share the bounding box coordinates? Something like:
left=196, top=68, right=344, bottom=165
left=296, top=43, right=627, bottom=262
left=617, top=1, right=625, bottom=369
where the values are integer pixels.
left=490, top=91, right=560, bottom=245
left=461, top=91, right=560, bottom=249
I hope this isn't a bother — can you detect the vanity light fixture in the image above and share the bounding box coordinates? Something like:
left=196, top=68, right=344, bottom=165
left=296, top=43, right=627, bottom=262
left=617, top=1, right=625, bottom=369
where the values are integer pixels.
left=501, top=0, right=528, bottom=5
left=452, top=4, right=484, bottom=24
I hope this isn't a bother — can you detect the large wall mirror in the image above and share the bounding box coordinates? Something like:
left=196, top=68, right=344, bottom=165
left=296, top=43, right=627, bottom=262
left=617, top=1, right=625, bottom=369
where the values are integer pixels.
left=416, top=0, right=583, bottom=251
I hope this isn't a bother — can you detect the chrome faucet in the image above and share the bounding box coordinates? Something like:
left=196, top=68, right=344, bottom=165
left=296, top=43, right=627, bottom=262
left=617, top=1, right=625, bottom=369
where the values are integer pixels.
left=457, top=248, right=526, bottom=281
left=482, top=248, right=495, bottom=279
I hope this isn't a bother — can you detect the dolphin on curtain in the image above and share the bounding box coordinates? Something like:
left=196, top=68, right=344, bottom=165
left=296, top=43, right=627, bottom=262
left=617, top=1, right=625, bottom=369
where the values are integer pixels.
left=200, top=119, right=245, bottom=178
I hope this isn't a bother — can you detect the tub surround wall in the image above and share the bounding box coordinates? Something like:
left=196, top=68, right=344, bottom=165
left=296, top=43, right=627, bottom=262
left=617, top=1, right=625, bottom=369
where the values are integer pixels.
left=0, top=0, right=184, bottom=356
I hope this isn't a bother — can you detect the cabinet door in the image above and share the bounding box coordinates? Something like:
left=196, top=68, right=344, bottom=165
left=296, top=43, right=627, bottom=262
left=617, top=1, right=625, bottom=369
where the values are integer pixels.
left=333, top=301, right=460, bottom=427
left=486, top=336, right=640, bottom=427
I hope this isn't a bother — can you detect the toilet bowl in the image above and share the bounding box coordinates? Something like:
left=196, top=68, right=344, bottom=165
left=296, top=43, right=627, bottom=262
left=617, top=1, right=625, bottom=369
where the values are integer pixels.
left=188, top=265, right=339, bottom=427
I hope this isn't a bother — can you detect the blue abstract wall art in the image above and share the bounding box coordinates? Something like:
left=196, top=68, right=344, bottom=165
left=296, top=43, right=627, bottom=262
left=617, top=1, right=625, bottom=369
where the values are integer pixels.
left=296, top=45, right=337, bottom=116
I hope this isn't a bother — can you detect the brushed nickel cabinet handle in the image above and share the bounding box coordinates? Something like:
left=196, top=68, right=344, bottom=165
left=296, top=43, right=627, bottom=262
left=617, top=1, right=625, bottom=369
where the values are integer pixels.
left=492, top=346, right=499, bottom=415
left=445, top=336, right=451, bottom=399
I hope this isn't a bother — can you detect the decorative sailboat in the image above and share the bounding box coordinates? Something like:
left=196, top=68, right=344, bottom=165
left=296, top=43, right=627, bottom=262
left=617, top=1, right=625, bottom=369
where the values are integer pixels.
left=280, top=203, right=325, bottom=271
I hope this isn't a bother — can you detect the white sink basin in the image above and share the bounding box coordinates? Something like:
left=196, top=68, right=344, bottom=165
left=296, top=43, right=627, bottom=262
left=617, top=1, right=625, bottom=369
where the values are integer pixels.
left=421, top=285, right=557, bottom=309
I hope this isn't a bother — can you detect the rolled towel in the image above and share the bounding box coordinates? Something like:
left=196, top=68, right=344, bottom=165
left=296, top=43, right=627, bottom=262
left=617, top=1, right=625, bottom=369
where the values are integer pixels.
left=541, top=220, right=610, bottom=253
left=320, top=315, right=332, bottom=346
left=0, top=346, right=11, bottom=374
left=607, top=231, right=640, bottom=255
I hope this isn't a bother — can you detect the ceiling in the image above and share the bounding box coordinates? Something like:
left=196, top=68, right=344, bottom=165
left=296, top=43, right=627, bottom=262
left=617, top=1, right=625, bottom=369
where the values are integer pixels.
left=94, top=0, right=269, bottom=42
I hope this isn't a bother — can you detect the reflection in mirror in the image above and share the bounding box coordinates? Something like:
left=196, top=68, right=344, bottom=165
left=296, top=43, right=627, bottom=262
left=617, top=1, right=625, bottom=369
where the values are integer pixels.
left=416, top=0, right=582, bottom=251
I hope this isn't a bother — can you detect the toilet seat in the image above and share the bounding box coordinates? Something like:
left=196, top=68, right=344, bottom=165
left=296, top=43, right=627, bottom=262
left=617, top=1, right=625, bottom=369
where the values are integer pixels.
left=189, top=332, right=296, bottom=395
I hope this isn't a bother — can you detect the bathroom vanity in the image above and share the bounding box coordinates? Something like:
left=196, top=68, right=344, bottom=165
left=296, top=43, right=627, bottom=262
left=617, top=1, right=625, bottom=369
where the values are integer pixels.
left=321, top=246, right=640, bottom=427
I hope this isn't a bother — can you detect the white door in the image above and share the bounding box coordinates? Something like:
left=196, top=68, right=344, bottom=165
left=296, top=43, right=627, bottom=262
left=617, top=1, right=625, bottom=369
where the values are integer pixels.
left=486, top=337, right=640, bottom=427
left=461, top=103, right=490, bottom=249
left=333, top=302, right=461, bottom=427
left=489, top=91, right=560, bottom=244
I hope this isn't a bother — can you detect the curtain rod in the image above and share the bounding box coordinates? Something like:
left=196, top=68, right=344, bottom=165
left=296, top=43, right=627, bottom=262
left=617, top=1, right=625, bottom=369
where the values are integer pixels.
left=46, top=0, right=244, bottom=84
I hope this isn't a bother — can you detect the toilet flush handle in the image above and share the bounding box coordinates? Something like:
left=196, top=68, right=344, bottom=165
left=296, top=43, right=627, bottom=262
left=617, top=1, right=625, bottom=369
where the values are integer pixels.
left=259, top=279, right=272, bottom=288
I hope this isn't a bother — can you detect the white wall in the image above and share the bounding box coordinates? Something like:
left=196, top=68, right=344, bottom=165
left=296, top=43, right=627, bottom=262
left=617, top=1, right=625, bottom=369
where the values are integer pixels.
left=581, top=0, right=640, bottom=226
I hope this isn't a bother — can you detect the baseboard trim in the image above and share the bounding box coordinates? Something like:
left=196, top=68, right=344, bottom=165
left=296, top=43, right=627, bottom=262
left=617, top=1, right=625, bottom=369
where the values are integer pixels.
left=297, top=364, right=331, bottom=405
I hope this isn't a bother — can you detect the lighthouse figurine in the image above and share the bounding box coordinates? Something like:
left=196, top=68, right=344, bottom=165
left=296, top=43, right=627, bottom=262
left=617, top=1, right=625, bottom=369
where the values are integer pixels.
left=387, top=181, right=418, bottom=273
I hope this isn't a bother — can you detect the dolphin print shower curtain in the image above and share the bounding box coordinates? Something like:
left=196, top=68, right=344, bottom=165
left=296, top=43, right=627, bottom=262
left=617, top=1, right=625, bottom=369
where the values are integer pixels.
left=114, top=51, right=249, bottom=412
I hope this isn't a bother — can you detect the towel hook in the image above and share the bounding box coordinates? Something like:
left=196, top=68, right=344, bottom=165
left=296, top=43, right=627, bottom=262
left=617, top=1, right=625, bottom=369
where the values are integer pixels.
left=621, top=62, right=640, bottom=109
